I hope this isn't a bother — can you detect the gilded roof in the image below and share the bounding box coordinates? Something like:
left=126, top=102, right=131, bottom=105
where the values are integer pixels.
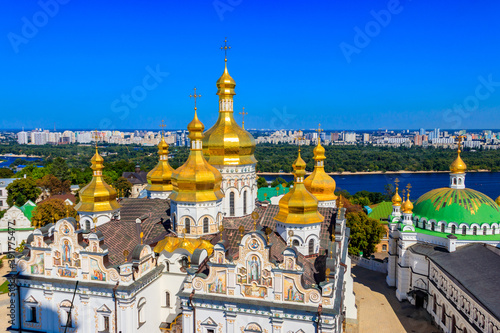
left=75, top=149, right=121, bottom=213
left=146, top=137, right=175, bottom=192
left=413, top=188, right=500, bottom=226
left=304, top=141, right=337, bottom=202
left=154, top=236, right=214, bottom=256
left=391, top=187, right=402, bottom=206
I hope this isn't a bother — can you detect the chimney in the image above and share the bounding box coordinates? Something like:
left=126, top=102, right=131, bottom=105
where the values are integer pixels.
left=447, top=234, right=457, bottom=252
left=135, top=164, right=141, bottom=173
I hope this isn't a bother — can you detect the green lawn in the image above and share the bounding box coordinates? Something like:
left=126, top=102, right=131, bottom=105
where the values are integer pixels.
left=0, top=280, right=9, bottom=294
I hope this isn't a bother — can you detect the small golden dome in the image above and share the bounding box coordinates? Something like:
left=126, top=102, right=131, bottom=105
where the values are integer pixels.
left=450, top=154, right=467, bottom=174
left=153, top=236, right=214, bottom=256
left=171, top=111, right=224, bottom=203
left=146, top=137, right=175, bottom=192
left=496, top=195, right=500, bottom=206
left=202, top=62, right=256, bottom=166
left=75, top=148, right=121, bottom=213
left=402, top=193, right=413, bottom=214
left=392, top=187, right=402, bottom=206
left=275, top=150, right=324, bottom=225
left=304, top=141, right=337, bottom=202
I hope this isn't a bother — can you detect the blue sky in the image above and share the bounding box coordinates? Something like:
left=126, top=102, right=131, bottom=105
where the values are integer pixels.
left=1, top=0, right=500, bottom=131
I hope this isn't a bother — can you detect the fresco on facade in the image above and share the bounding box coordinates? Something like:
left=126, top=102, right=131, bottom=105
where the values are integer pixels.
left=58, top=265, right=77, bottom=278
left=53, top=250, right=61, bottom=266
left=30, top=253, right=44, bottom=275
left=90, top=258, right=106, bottom=281
left=247, top=255, right=261, bottom=284
left=62, top=240, right=71, bottom=264
left=208, top=271, right=226, bottom=294
left=284, top=277, right=304, bottom=302
left=322, top=283, right=333, bottom=297
left=244, top=283, right=267, bottom=298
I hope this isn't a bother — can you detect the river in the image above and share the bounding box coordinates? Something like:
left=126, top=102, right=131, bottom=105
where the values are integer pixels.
left=260, top=172, right=500, bottom=200
left=0, top=155, right=43, bottom=168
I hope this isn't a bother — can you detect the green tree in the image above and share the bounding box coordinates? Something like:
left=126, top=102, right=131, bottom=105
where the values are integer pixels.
left=36, top=174, right=71, bottom=195
left=257, top=177, right=268, bottom=188
left=50, top=157, right=71, bottom=182
left=113, top=177, right=132, bottom=198
left=31, top=198, right=77, bottom=228
left=346, top=211, right=385, bottom=258
left=6, top=177, right=41, bottom=207
left=270, top=177, right=286, bottom=187
left=0, top=168, right=14, bottom=178
left=15, top=165, right=48, bottom=180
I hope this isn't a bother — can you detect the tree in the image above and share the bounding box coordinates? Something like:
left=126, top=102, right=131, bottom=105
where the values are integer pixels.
left=270, top=177, right=286, bottom=187
left=31, top=198, right=77, bottom=228
left=257, top=177, right=268, bottom=188
left=0, top=168, right=14, bottom=178
left=15, top=165, right=48, bottom=180
left=50, top=157, right=71, bottom=182
left=37, top=174, right=71, bottom=195
left=113, top=177, right=132, bottom=198
left=346, top=211, right=385, bottom=258
left=6, top=177, right=41, bottom=207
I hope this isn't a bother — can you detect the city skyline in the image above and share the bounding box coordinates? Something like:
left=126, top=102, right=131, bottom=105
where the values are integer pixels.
left=2, top=1, right=500, bottom=130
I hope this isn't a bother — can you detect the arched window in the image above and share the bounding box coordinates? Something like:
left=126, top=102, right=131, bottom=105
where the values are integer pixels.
left=493, top=226, right=496, bottom=235
left=473, top=226, right=477, bottom=236
left=382, top=244, right=387, bottom=251
left=185, top=218, right=190, bottom=234
left=462, top=226, right=467, bottom=235
left=433, top=295, right=437, bottom=313
left=451, top=225, right=456, bottom=234
left=165, top=261, right=170, bottom=272
left=483, top=227, right=487, bottom=235
left=308, top=239, right=315, bottom=255
left=203, top=217, right=209, bottom=234
left=243, top=191, right=247, bottom=215
left=165, top=291, right=170, bottom=308
left=442, top=304, right=446, bottom=325
left=138, top=298, right=146, bottom=327
left=463, top=328, right=468, bottom=333
left=431, top=222, right=435, bottom=231
left=230, top=192, right=235, bottom=216
left=452, top=315, right=457, bottom=333
left=85, top=220, right=91, bottom=230
left=440, top=223, right=445, bottom=233
left=422, top=220, right=426, bottom=229
left=292, top=239, right=299, bottom=247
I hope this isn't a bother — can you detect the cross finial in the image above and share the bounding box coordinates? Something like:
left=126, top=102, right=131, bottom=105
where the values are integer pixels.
left=406, top=183, right=412, bottom=193
left=316, top=123, right=323, bottom=144
left=394, top=178, right=400, bottom=189
left=93, top=130, right=99, bottom=149
left=189, top=87, right=201, bottom=111
left=221, top=37, right=231, bottom=62
left=239, top=107, right=248, bottom=129
left=160, top=120, right=166, bottom=137
left=297, top=132, right=305, bottom=152
left=455, top=135, right=466, bottom=154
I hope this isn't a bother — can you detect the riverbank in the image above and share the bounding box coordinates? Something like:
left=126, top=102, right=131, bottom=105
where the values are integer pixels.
left=258, top=169, right=492, bottom=176
left=1, top=153, right=43, bottom=158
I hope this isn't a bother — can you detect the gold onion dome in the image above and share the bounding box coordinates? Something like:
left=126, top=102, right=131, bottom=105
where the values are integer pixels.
left=275, top=149, right=324, bottom=225
left=402, top=193, right=414, bottom=214
left=75, top=148, right=121, bottom=213
left=304, top=140, right=337, bottom=201
left=496, top=196, right=500, bottom=206
left=153, top=236, right=214, bottom=256
left=202, top=61, right=256, bottom=166
left=170, top=111, right=224, bottom=203
left=391, top=187, right=402, bottom=206
left=450, top=146, right=467, bottom=174
left=146, top=136, right=175, bottom=192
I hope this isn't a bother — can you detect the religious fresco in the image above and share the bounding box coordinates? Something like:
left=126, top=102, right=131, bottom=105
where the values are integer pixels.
left=208, top=271, right=226, bottom=294
left=90, top=258, right=106, bottom=281
left=30, top=253, right=44, bottom=275
left=58, top=265, right=77, bottom=278
left=322, top=283, right=333, bottom=297
left=247, top=255, right=261, bottom=283
left=284, top=277, right=304, bottom=302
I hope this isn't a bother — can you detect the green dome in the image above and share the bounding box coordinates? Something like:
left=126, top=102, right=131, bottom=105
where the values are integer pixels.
left=413, top=188, right=500, bottom=226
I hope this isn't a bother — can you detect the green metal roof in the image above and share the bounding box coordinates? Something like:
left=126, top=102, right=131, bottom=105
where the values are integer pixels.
left=413, top=188, right=500, bottom=226
left=19, top=200, right=36, bottom=221
left=257, top=183, right=289, bottom=202
left=412, top=226, right=500, bottom=241
left=368, top=201, right=393, bottom=220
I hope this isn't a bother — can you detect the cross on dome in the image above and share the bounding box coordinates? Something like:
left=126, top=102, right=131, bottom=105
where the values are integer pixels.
left=221, top=37, right=231, bottom=62
left=190, top=87, right=201, bottom=110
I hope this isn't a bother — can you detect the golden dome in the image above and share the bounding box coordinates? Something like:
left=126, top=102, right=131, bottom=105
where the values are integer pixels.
left=202, top=62, right=256, bottom=166
left=304, top=140, right=337, bottom=202
left=75, top=148, right=121, bottom=213
left=153, top=236, right=214, bottom=256
left=275, top=149, right=324, bottom=225
left=402, top=193, right=414, bottom=214
left=146, top=136, right=175, bottom=192
left=170, top=111, right=224, bottom=203
left=391, top=187, right=402, bottom=206
left=450, top=142, right=467, bottom=174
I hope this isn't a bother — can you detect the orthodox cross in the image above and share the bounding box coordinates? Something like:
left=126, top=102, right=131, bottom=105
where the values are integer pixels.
left=394, top=177, right=400, bottom=189
left=221, top=37, right=231, bottom=62
left=406, top=183, right=412, bottom=194
left=239, top=107, right=248, bottom=129
left=189, top=87, right=201, bottom=110
left=456, top=135, right=466, bottom=153
left=160, top=119, right=166, bottom=137
left=297, top=134, right=305, bottom=151
left=316, top=123, right=323, bottom=144
left=92, top=130, right=99, bottom=148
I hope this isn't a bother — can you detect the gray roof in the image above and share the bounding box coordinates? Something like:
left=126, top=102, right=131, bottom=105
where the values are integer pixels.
left=0, top=178, right=17, bottom=187
left=410, top=243, right=500, bottom=320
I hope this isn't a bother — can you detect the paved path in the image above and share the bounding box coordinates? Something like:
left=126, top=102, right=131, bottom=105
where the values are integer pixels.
left=349, top=265, right=439, bottom=333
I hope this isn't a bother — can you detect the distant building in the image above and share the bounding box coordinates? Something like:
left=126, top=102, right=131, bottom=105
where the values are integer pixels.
left=330, top=132, right=340, bottom=142
left=17, top=131, right=28, bottom=144
left=122, top=165, right=149, bottom=198
left=0, top=178, right=17, bottom=211
left=363, top=133, right=370, bottom=143
left=0, top=200, right=36, bottom=253
left=414, top=134, right=423, bottom=146
left=344, top=132, right=356, bottom=142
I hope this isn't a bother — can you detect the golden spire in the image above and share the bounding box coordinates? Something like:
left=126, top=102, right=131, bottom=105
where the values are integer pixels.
left=275, top=149, right=324, bottom=225
left=170, top=91, right=223, bottom=203
left=304, top=124, right=337, bottom=202
left=450, top=135, right=467, bottom=174
left=146, top=120, right=175, bottom=193
left=391, top=178, right=402, bottom=206
left=203, top=39, right=256, bottom=166
left=402, top=184, right=413, bottom=214
left=75, top=136, right=121, bottom=214
left=239, top=107, right=248, bottom=129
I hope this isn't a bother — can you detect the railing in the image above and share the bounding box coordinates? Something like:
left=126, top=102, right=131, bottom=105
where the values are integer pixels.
left=349, top=255, right=387, bottom=273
